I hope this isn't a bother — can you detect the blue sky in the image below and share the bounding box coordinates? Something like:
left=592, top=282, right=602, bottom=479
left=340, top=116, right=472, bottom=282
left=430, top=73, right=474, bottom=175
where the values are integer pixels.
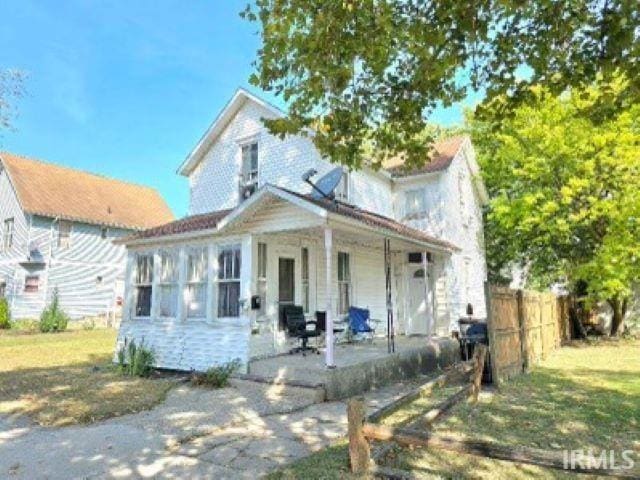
left=0, top=0, right=475, bottom=217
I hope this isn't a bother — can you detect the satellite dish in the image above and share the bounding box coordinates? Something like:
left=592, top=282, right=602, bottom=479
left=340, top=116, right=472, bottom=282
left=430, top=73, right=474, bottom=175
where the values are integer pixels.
left=307, top=167, right=344, bottom=200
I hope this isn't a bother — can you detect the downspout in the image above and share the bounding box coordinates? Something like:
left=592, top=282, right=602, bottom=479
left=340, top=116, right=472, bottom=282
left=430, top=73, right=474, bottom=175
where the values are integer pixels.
left=42, top=216, right=59, bottom=305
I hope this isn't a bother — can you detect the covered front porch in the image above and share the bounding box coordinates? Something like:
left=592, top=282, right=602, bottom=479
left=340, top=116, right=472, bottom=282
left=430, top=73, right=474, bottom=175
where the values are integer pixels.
left=245, top=336, right=460, bottom=400
left=228, top=186, right=459, bottom=368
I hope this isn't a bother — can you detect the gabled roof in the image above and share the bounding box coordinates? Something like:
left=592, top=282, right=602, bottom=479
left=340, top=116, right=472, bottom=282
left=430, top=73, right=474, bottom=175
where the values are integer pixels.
left=123, top=184, right=458, bottom=252
left=0, top=152, right=175, bottom=230
left=177, top=88, right=285, bottom=177
left=382, top=136, right=466, bottom=178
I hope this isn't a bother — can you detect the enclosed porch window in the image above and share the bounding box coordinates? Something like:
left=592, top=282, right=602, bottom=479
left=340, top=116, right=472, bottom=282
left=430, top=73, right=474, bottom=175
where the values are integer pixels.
left=158, top=250, right=178, bottom=317
left=186, top=247, right=207, bottom=318
left=134, top=254, right=153, bottom=317
left=218, top=245, right=241, bottom=317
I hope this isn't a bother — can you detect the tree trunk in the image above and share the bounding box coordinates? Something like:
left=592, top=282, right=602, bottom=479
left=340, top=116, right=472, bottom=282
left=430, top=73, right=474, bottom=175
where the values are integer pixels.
left=608, top=297, right=627, bottom=337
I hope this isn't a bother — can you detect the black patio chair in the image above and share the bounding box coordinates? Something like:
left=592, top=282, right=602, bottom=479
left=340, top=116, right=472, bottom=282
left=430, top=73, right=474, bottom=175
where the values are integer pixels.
left=283, top=305, right=320, bottom=355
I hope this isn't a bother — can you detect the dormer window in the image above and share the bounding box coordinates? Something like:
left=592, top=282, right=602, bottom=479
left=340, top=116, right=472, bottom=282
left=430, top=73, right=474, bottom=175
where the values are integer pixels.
left=240, top=142, right=259, bottom=201
left=335, top=170, right=350, bottom=202
left=405, top=189, right=426, bottom=217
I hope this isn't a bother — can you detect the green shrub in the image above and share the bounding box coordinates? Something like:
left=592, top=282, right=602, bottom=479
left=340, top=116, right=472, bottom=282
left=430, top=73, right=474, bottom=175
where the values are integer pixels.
left=117, top=338, right=155, bottom=377
left=0, top=298, right=11, bottom=329
left=10, top=318, right=39, bottom=332
left=39, top=288, right=69, bottom=333
left=191, top=359, right=241, bottom=388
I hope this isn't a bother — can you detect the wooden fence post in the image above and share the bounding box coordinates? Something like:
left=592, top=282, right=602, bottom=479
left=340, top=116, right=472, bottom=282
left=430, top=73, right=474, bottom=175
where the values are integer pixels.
left=484, top=281, right=500, bottom=387
left=347, top=398, right=371, bottom=473
left=472, top=344, right=487, bottom=402
left=516, top=289, right=529, bottom=373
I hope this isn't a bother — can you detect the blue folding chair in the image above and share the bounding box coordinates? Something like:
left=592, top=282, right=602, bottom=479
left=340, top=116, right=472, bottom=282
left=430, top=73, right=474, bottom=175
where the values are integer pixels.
left=348, top=307, right=378, bottom=343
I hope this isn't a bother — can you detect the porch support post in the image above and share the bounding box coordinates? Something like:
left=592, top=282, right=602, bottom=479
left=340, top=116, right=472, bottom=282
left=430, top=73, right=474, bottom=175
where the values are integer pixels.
left=325, top=227, right=335, bottom=368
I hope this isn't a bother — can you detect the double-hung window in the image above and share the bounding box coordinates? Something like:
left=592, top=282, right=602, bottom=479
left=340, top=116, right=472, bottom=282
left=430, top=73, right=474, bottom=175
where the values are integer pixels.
left=186, top=247, right=208, bottom=318
left=24, top=275, right=39, bottom=293
left=3, top=218, right=14, bottom=252
left=158, top=251, right=178, bottom=318
left=218, top=245, right=241, bottom=317
left=134, top=254, right=153, bottom=317
left=335, top=170, right=350, bottom=202
left=0, top=281, right=5, bottom=298
left=301, top=247, right=310, bottom=313
left=58, top=220, right=72, bottom=249
left=337, top=252, right=351, bottom=315
left=241, top=142, right=259, bottom=185
left=257, top=242, right=267, bottom=314
left=405, top=189, right=426, bottom=217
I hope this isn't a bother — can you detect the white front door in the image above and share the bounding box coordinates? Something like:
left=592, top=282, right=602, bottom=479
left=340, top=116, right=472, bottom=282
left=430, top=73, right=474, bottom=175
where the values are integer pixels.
left=407, top=266, right=430, bottom=335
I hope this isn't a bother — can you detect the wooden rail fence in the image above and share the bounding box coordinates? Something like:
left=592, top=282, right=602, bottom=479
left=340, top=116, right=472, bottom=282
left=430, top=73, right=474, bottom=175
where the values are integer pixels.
left=485, top=284, right=570, bottom=385
left=347, top=344, right=633, bottom=478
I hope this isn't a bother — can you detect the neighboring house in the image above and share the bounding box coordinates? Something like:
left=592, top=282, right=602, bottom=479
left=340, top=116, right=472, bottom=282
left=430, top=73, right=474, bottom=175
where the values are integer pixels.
left=0, top=152, right=174, bottom=319
left=116, top=88, right=488, bottom=371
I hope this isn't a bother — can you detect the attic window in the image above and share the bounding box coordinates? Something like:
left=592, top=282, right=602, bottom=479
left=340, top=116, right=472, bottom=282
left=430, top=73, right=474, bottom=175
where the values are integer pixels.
left=101, top=227, right=108, bottom=239
left=58, top=221, right=72, bottom=250
left=239, top=142, right=259, bottom=201
left=2, top=218, right=14, bottom=252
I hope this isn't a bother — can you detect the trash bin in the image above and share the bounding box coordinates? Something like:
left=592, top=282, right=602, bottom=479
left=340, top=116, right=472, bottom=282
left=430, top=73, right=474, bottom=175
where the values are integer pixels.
left=458, top=318, right=493, bottom=384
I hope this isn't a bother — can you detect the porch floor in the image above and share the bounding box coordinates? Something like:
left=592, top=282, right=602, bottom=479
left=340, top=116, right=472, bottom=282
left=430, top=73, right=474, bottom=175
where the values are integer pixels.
left=246, top=335, right=460, bottom=400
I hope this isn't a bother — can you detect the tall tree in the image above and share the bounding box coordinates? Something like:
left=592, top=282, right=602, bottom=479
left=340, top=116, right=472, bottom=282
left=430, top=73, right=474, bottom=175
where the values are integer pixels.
left=469, top=77, right=640, bottom=336
left=0, top=69, right=26, bottom=133
left=242, top=0, right=639, bottom=169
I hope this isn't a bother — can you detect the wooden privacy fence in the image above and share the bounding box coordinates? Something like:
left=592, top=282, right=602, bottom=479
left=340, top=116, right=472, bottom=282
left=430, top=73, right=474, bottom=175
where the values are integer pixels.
left=485, top=284, right=570, bottom=385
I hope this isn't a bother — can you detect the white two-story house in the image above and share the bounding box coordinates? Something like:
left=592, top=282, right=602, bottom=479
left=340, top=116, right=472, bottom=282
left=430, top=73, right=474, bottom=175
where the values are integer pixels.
left=0, top=152, right=174, bottom=320
left=116, top=88, right=488, bottom=372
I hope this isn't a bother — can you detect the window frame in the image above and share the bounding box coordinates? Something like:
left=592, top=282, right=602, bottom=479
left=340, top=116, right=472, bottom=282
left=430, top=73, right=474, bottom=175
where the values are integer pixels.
left=133, top=253, right=154, bottom=319
left=3, top=217, right=14, bottom=252
left=157, top=250, right=179, bottom=318
left=335, top=170, right=350, bottom=202
left=0, top=281, right=5, bottom=298
left=186, top=247, right=208, bottom=319
left=240, top=142, right=259, bottom=185
left=58, top=220, right=73, bottom=250
left=301, top=247, right=310, bottom=313
left=24, top=275, right=40, bottom=294
left=217, top=244, right=242, bottom=318
left=405, top=188, right=426, bottom=217
left=337, top=251, right=351, bottom=315
left=257, top=242, right=267, bottom=314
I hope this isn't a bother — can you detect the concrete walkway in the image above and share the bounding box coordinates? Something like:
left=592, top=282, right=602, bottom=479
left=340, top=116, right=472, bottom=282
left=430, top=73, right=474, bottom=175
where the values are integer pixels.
left=0, top=377, right=425, bottom=479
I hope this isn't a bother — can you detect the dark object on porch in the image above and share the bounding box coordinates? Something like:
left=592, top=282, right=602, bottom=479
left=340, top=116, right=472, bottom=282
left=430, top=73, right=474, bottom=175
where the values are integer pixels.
left=315, top=311, right=345, bottom=336
left=283, top=305, right=320, bottom=355
left=348, top=307, right=379, bottom=342
left=458, top=318, right=492, bottom=384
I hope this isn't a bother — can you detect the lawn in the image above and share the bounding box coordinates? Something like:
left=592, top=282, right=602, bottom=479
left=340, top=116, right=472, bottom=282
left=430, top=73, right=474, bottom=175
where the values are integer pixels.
left=0, top=329, right=176, bottom=426
left=269, top=339, right=640, bottom=479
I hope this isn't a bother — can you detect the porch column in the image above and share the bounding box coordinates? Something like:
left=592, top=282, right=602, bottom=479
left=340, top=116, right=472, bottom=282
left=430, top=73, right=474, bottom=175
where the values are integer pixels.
left=324, top=227, right=335, bottom=368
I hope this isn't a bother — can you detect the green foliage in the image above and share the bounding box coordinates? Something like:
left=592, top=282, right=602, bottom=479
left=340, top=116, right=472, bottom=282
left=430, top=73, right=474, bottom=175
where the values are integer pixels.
left=241, top=1, right=639, bottom=169
left=39, top=289, right=69, bottom=333
left=191, top=359, right=241, bottom=388
left=470, top=76, right=640, bottom=334
left=0, top=298, right=11, bottom=329
left=116, top=338, right=155, bottom=377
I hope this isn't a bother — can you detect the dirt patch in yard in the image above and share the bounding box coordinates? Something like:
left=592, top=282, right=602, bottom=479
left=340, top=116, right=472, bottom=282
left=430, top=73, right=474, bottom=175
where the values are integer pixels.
left=0, top=329, right=176, bottom=426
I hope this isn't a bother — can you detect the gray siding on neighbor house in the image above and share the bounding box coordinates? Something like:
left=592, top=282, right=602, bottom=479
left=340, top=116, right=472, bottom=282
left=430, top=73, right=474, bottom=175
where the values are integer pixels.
left=0, top=165, right=133, bottom=319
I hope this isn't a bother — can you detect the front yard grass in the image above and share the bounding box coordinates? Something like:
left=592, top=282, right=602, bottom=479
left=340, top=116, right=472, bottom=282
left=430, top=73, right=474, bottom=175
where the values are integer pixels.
left=269, top=339, right=640, bottom=479
left=0, top=329, right=176, bottom=426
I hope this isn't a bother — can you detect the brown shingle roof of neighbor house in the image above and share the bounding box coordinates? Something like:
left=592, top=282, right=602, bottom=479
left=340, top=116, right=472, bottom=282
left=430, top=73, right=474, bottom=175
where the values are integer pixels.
left=382, top=136, right=466, bottom=178
left=125, top=209, right=233, bottom=241
left=0, top=152, right=174, bottom=230
left=125, top=185, right=457, bottom=251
